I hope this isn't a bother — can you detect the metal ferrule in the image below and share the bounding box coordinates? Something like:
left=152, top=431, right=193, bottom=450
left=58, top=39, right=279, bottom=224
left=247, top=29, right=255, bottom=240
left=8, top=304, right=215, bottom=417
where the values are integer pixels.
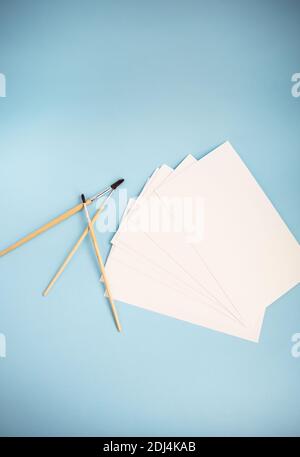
left=90, top=186, right=111, bottom=202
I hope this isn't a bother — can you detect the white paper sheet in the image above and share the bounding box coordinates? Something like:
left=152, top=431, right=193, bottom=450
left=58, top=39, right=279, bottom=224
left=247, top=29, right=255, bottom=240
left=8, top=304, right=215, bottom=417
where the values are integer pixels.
left=104, top=251, right=262, bottom=341
left=111, top=157, right=241, bottom=319
left=103, top=142, right=299, bottom=341
left=155, top=141, right=300, bottom=326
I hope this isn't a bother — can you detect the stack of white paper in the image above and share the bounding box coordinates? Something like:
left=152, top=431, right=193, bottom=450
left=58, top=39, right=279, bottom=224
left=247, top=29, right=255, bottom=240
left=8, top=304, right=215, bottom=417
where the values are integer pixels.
left=104, top=141, right=300, bottom=342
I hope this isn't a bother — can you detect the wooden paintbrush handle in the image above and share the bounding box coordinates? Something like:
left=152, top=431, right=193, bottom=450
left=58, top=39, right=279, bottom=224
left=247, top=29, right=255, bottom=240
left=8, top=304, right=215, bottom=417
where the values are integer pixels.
left=0, top=198, right=92, bottom=257
left=43, top=206, right=103, bottom=296
left=84, top=213, right=122, bottom=333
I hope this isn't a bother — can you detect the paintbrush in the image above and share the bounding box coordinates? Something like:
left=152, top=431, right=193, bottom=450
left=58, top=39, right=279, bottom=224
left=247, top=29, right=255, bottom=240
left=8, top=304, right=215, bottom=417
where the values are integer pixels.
left=81, top=193, right=122, bottom=332
left=43, top=179, right=124, bottom=296
left=0, top=180, right=123, bottom=257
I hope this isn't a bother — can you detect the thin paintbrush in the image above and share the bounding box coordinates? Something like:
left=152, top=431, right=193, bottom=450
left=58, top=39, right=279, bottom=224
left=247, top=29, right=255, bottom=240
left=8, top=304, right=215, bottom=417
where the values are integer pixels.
left=43, top=205, right=104, bottom=297
left=43, top=179, right=124, bottom=296
left=81, top=193, right=122, bottom=332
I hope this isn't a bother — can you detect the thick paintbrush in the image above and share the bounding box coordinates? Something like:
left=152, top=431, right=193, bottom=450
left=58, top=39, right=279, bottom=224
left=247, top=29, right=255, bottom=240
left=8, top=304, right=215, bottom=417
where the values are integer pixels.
left=0, top=179, right=124, bottom=257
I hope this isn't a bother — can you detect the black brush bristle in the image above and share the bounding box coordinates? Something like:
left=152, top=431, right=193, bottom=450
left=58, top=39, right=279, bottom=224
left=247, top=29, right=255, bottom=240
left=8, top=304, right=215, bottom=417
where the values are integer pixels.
left=81, top=194, right=86, bottom=204
left=111, top=179, right=124, bottom=190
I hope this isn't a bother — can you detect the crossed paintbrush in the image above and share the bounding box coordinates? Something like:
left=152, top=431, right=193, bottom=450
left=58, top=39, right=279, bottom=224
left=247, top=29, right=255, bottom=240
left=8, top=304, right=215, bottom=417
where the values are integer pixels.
left=0, top=179, right=124, bottom=332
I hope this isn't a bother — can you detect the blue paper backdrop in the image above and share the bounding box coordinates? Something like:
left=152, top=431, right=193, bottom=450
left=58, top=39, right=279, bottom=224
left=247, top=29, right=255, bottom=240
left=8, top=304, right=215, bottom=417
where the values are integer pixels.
left=0, top=0, right=299, bottom=436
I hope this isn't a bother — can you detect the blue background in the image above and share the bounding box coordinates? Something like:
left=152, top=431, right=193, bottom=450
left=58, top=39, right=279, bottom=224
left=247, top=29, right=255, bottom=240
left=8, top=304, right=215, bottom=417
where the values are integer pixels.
left=0, top=0, right=299, bottom=437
